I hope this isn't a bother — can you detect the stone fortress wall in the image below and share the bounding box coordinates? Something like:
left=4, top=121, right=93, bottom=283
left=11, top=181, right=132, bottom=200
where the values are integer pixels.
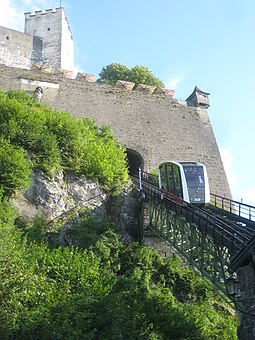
left=0, top=26, right=38, bottom=69
left=0, top=63, right=231, bottom=198
left=0, top=7, right=231, bottom=198
left=0, top=8, right=74, bottom=71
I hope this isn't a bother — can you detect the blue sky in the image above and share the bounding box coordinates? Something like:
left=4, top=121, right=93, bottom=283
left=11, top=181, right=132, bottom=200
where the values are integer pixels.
left=1, top=0, right=255, bottom=206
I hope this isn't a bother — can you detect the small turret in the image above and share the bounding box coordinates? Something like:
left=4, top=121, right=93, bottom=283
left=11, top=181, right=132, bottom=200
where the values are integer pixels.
left=186, top=86, right=210, bottom=109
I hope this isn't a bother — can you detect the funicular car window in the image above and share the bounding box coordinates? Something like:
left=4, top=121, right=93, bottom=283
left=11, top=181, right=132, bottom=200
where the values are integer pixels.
left=160, top=165, right=168, bottom=190
left=173, top=164, right=182, bottom=196
left=183, top=165, right=205, bottom=188
left=167, top=164, right=174, bottom=193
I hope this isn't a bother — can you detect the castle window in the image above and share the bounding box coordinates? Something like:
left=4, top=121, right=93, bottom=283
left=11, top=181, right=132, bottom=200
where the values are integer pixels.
left=6, top=36, right=9, bottom=40
left=47, top=27, right=51, bottom=31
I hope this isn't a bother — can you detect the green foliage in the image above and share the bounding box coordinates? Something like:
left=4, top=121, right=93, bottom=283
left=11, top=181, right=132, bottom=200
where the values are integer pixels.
left=32, top=133, right=62, bottom=175
left=0, top=190, right=17, bottom=231
left=0, top=138, right=31, bottom=196
left=0, top=239, right=112, bottom=339
left=0, top=89, right=129, bottom=194
left=16, top=214, right=49, bottom=245
left=98, top=63, right=131, bottom=85
left=0, top=90, right=46, bottom=148
left=0, top=210, right=239, bottom=339
left=98, top=62, right=164, bottom=88
left=129, top=65, right=164, bottom=88
left=71, top=120, right=129, bottom=192
left=64, top=211, right=113, bottom=248
left=94, top=274, right=202, bottom=339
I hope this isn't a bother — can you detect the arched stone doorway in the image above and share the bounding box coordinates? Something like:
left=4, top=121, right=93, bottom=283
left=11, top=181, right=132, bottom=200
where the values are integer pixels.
left=125, top=149, right=144, bottom=176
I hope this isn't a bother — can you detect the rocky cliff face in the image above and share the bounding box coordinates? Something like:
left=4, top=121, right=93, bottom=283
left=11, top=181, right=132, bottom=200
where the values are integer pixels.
left=11, top=170, right=107, bottom=220
left=11, top=170, right=139, bottom=243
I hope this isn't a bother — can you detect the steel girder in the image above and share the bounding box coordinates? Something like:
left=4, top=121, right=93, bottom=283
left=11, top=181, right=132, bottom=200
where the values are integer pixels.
left=146, top=199, right=231, bottom=296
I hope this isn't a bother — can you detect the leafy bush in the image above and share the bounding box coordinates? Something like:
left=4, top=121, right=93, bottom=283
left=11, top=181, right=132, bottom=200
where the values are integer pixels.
left=0, top=90, right=46, bottom=148
left=0, top=89, right=129, bottom=194
left=31, top=133, right=62, bottom=175
left=0, top=138, right=31, bottom=196
left=64, top=212, right=113, bottom=248
left=0, top=210, right=239, bottom=339
left=76, top=121, right=129, bottom=192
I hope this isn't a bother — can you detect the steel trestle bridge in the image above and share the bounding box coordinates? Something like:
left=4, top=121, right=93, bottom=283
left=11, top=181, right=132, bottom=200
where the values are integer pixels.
left=132, top=170, right=255, bottom=298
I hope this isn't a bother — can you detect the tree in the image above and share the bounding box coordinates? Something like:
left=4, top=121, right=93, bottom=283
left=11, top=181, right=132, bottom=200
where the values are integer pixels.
left=129, top=65, right=164, bottom=88
left=98, top=63, right=131, bottom=85
left=98, top=63, right=164, bottom=88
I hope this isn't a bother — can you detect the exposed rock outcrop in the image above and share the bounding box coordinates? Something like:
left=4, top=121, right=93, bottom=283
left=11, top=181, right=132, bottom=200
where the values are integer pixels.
left=11, top=170, right=140, bottom=244
left=11, top=170, right=107, bottom=220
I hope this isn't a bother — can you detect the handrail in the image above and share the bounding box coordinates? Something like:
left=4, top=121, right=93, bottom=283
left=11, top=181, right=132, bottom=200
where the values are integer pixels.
left=133, top=176, right=249, bottom=253
left=132, top=174, right=255, bottom=300
left=135, top=169, right=255, bottom=224
left=210, top=193, right=255, bottom=222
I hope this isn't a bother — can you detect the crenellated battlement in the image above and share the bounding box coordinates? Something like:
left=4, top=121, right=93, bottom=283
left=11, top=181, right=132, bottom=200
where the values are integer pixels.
left=24, top=8, right=73, bottom=41
left=24, top=7, right=63, bottom=18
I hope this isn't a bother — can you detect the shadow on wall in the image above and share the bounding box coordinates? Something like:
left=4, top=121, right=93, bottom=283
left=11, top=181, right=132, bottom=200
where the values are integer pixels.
left=126, top=149, right=144, bottom=176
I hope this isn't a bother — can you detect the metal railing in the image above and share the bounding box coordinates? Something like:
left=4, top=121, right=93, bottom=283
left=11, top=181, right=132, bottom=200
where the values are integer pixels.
left=210, top=193, right=255, bottom=222
left=136, top=179, right=249, bottom=253
left=132, top=174, right=253, bottom=298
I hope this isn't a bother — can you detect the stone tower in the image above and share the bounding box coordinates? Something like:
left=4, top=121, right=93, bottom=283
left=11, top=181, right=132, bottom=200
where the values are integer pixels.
left=24, top=7, right=74, bottom=71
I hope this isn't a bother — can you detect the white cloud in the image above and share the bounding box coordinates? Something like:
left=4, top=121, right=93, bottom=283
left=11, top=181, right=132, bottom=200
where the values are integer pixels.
left=219, top=148, right=238, bottom=189
left=0, top=0, right=61, bottom=32
left=0, top=0, right=23, bottom=31
left=241, top=188, right=255, bottom=207
left=162, top=68, right=187, bottom=89
left=164, top=75, right=185, bottom=90
left=72, top=64, right=85, bottom=79
left=220, top=148, right=255, bottom=207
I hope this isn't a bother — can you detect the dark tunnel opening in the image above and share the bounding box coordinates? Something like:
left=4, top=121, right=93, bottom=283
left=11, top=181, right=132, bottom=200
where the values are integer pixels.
left=126, top=149, right=144, bottom=176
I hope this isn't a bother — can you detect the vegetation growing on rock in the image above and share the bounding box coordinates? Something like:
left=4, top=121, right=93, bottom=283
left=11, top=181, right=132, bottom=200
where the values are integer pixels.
left=0, top=200, right=239, bottom=339
left=0, top=89, right=129, bottom=195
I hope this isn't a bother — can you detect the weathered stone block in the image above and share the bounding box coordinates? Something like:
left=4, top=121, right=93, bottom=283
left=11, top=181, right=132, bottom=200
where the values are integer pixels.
left=114, top=80, right=135, bottom=91
left=76, top=72, right=96, bottom=82
left=54, top=68, right=73, bottom=79
left=135, top=83, right=156, bottom=94
left=154, top=88, right=175, bottom=97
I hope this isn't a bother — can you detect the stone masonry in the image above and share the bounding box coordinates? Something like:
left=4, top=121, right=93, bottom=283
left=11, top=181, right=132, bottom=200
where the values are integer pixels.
left=0, top=8, right=74, bottom=71
left=0, top=63, right=231, bottom=198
